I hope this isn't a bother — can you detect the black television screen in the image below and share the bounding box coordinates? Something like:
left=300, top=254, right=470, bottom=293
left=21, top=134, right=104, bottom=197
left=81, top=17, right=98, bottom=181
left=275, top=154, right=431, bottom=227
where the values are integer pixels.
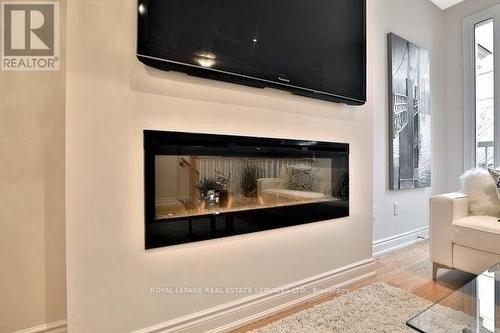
left=137, top=0, right=366, bottom=105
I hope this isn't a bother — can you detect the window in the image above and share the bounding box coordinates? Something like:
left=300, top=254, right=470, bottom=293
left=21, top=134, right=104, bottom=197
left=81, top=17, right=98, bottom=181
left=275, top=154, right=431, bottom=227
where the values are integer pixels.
left=464, top=6, right=500, bottom=169
left=475, top=20, right=494, bottom=168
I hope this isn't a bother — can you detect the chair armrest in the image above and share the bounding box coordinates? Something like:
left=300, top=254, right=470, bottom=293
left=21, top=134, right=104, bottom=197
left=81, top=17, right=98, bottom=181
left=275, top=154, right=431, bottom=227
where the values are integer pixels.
left=430, top=193, right=469, bottom=267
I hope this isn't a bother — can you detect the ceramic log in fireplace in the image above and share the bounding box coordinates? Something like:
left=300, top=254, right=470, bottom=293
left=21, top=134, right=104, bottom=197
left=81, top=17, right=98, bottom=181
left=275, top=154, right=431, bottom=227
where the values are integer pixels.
left=144, top=131, right=349, bottom=249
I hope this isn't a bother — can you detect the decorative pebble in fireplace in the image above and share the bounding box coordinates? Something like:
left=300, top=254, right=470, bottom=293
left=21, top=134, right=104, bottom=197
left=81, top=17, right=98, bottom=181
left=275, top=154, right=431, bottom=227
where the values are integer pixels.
left=144, top=131, right=349, bottom=249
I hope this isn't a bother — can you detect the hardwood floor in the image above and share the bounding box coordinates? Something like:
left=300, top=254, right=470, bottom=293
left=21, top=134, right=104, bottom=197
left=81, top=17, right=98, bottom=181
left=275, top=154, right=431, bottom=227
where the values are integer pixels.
left=233, top=240, right=476, bottom=332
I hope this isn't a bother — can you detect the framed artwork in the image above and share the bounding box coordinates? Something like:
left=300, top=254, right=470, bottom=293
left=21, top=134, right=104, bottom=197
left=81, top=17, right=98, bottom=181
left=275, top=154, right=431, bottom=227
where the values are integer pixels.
left=388, top=33, right=431, bottom=190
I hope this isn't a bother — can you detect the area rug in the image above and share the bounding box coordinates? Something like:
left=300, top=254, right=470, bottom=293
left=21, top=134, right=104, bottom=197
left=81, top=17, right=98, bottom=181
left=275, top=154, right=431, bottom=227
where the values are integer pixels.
left=252, top=282, right=478, bottom=333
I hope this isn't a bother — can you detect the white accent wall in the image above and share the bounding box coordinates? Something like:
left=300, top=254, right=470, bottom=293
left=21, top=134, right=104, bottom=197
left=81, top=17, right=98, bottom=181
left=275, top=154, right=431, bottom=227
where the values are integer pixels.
left=65, top=1, right=374, bottom=332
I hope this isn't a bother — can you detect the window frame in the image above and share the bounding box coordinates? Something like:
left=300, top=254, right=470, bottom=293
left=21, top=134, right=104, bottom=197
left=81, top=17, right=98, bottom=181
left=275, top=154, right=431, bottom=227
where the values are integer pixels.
left=463, top=5, right=500, bottom=170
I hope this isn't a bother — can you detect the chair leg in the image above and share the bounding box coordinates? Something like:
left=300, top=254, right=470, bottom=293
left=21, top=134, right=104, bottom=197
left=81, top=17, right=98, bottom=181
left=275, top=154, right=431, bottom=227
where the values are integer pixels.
left=432, top=262, right=450, bottom=281
left=432, top=263, right=439, bottom=281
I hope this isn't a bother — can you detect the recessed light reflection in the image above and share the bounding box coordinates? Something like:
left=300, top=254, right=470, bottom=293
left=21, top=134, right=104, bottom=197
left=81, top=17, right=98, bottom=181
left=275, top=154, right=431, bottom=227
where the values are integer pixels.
left=138, top=3, right=146, bottom=14
left=195, top=52, right=216, bottom=68
left=298, top=141, right=318, bottom=146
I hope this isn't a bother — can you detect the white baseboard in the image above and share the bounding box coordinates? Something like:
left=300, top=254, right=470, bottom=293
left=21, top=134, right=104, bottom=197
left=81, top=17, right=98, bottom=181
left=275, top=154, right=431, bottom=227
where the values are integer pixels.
left=372, top=226, right=429, bottom=257
left=133, top=258, right=376, bottom=333
left=11, top=320, right=67, bottom=333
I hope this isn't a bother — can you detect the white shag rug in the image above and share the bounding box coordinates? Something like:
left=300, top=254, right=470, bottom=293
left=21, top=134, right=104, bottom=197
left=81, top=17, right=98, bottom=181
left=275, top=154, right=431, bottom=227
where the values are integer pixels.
left=252, top=283, right=479, bottom=333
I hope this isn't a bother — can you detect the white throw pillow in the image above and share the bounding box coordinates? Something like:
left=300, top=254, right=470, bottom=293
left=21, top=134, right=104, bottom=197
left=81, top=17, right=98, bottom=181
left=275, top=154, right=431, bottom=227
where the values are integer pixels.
left=460, top=168, right=500, bottom=217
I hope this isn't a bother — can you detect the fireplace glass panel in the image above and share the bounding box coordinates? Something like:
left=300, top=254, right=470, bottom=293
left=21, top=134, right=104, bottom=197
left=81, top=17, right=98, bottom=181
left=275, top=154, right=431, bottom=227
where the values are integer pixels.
left=145, top=131, right=349, bottom=248
left=155, top=155, right=345, bottom=219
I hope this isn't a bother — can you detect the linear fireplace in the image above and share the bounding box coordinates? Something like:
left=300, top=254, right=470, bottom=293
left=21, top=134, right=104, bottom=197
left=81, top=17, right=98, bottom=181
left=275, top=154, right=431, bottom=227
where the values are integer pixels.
left=144, top=131, right=349, bottom=249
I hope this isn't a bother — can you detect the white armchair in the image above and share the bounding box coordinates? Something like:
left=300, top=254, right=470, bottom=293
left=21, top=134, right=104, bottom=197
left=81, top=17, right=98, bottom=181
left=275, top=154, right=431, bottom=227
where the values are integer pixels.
left=430, top=193, right=500, bottom=279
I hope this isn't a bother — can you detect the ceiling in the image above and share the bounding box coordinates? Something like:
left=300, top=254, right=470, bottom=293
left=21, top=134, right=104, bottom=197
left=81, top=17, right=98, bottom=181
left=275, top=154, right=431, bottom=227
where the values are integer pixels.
left=429, top=0, right=465, bottom=9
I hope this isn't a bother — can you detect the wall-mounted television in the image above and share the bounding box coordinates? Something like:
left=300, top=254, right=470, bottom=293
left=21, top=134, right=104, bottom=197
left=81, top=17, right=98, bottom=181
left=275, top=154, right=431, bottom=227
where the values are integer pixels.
left=137, top=0, right=366, bottom=105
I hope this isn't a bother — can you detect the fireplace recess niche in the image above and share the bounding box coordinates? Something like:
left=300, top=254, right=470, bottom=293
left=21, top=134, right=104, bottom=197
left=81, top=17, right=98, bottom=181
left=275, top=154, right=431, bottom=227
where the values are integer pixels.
left=144, top=131, right=349, bottom=249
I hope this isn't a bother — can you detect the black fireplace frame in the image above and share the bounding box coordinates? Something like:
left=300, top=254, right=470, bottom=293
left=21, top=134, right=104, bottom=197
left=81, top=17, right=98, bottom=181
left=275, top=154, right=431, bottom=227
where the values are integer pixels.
left=144, top=130, right=349, bottom=249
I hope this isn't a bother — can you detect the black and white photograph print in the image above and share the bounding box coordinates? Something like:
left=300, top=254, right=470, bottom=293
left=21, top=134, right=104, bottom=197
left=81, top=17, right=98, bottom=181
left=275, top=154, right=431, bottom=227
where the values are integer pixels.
left=388, top=33, right=431, bottom=190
